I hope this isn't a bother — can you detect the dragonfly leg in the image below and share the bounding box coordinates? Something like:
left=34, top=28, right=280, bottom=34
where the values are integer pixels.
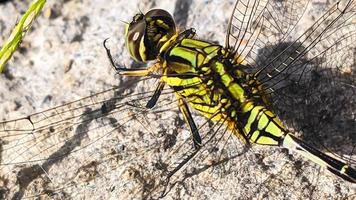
left=113, top=63, right=160, bottom=76
left=103, top=38, right=161, bottom=76
left=177, top=95, right=202, bottom=149
left=146, top=81, right=166, bottom=109
left=103, top=38, right=121, bottom=71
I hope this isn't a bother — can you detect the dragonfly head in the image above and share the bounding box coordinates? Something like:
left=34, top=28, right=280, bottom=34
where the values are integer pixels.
left=125, top=9, right=176, bottom=62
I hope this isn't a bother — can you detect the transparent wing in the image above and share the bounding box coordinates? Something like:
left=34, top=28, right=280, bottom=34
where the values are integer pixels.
left=252, top=1, right=356, bottom=159
left=0, top=77, right=171, bottom=199
left=225, top=0, right=309, bottom=62
left=0, top=76, right=248, bottom=199
left=268, top=14, right=356, bottom=155
left=227, top=0, right=356, bottom=164
left=216, top=0, right=355, bottom=197
left=0, top=70, right=242, bottom=199
left=256, top=0, right=355, bottom=89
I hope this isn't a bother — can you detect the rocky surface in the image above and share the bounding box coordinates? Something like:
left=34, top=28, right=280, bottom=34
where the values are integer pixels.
left=0, top=0, right=355, bottom=199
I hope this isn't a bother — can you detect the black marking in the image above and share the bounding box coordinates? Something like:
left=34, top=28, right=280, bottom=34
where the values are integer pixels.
left=248, top=112, right=260, bottom=139
left=170, top=72, right=199, bottom=79
left=291, top=134, right=356, bottom=183
left=182, top=93, right=205, bottom=103
left=171, top=82, right=199, bottom=92
left=146, top=82, right=165, bottom=109
left=195, top=97, right=217, bottom=109
left=238, top=109, right=251, bottom=131
left=168, top=54, right=193, bottom=67
left=179, top=99, right=202, bottom=148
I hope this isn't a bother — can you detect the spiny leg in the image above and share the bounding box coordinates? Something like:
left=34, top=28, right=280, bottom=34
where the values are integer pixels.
left=103, top=38, right=165, bottom=109
left=177, top=95, right=202, bottom=149
left=103, top=38, right=121, bottom=71
left=103, top=38, right=160, bottom=76
left=146, top=81, right=165, bottom=109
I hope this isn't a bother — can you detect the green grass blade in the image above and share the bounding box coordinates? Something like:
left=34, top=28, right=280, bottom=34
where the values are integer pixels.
left=0, top=0, right=47, bottom=73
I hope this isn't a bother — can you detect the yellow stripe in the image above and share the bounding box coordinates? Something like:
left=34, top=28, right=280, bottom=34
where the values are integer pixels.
left=156, top=19, right=169, bottom=29
left=139, top=37, right=146, bottom=61
left=164, top=76, right=201, bottom=87
left=197, top=54, right=205, bottom=67
left=213, top=62, right=246, bottom=101
left=204, top=46, right=220, bottom=54
left=214, top=62, right=224, bottom=74
left=256, top=135, right=278, bottom=145
left=159, top=34, right=179, bottom=53
left=163, top=76, right=181, bottom=86
left=221, top=74, right=233, bottom=86
left=124, top=24, right=129, bottom=36
left=183, top=87, right=206, bottom=96
left=242, top=101, right=254, bottom=112
left=192, top=104, right=218, bottom=114
left=244, top=106, right=263, bottom=134
left=170, top=47, right=197, bottom=67
left=265, top=119, right=284, bottom=137
left=182, top=39, right=211, bottom=48
left=258, top=113, right=268, bottom=130
left=250, top=130, right=260, bottom=142
left=228, top=83, right=245, bottom=101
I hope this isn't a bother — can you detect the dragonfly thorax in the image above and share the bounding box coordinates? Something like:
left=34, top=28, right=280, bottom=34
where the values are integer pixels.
left=125, top=9, right=176, bottom=62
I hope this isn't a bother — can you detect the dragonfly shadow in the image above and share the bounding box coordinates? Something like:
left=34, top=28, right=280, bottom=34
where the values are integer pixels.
left=255, top=42, right=355, bottom=156
left=10, top=76, right=142, bottom=199
left=12, top=107, right=101, bottom=199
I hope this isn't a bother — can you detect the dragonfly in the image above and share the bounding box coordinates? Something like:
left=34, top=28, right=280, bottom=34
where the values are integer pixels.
left=0, top=0, right=355, bottom=199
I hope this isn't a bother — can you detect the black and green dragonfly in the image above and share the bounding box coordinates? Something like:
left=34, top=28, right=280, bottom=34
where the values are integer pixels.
left=0, top=0, right=355, bottom=199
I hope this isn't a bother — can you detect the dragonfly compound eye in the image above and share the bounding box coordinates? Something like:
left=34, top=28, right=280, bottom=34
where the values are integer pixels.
left=125, top=9, right=176, bottom=62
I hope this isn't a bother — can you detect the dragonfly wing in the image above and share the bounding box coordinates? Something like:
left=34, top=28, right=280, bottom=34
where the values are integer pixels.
left=255, top=1, right=356, bottom=159
left=0, top=75, right=245, bottom=199
left=0, top=77, right=181, bottom=198
left=224, top=0, right=356, bottom=193
left=225, top=0, right=309, bottom=63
